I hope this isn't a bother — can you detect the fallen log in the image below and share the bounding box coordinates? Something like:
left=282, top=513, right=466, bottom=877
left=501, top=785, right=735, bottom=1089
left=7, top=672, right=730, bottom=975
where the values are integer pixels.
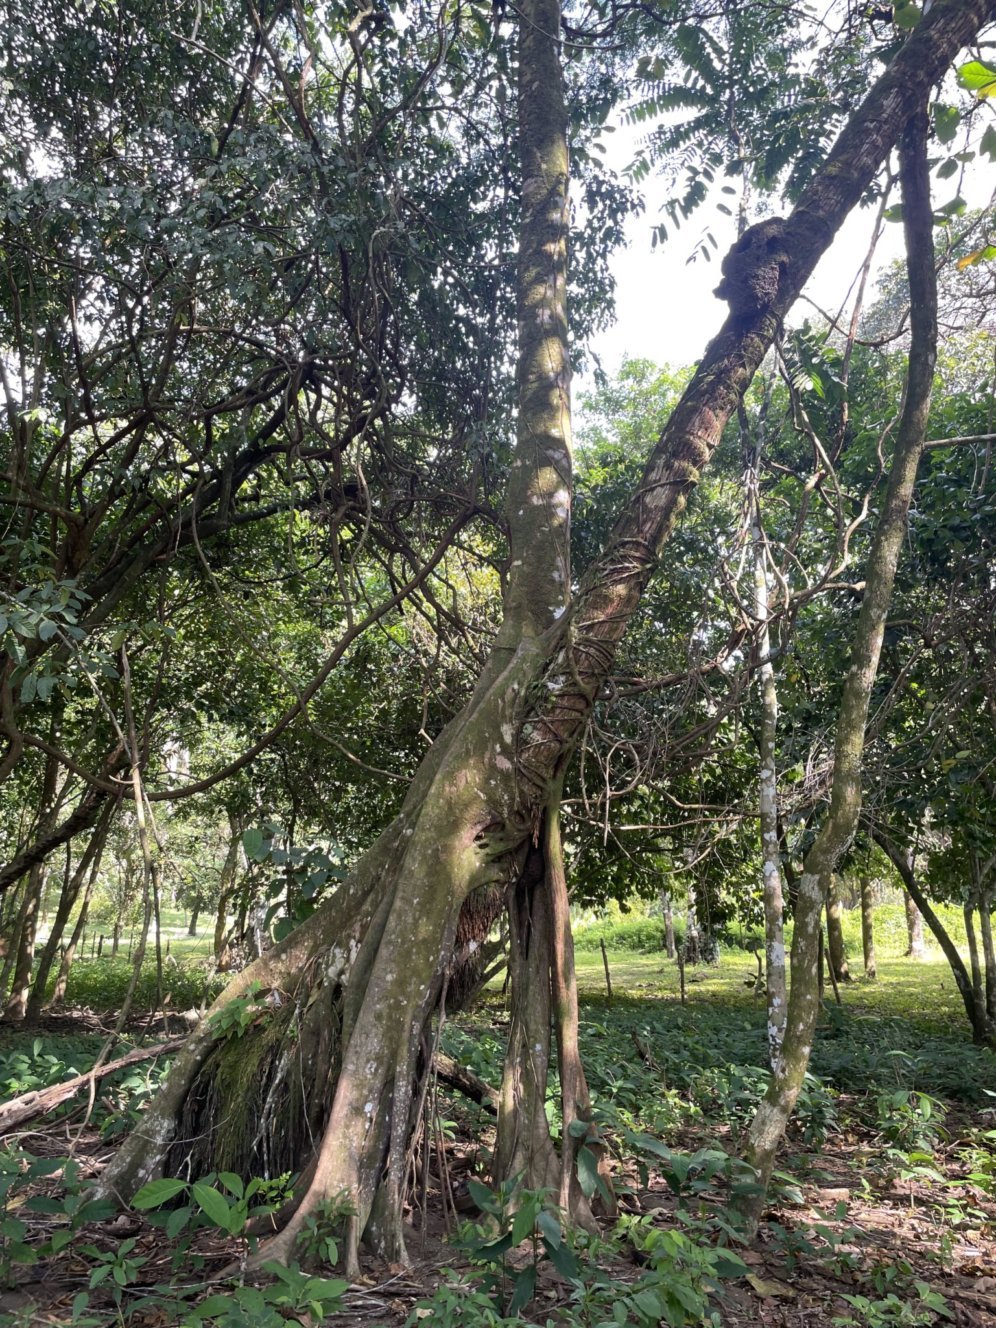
left=0, top=1038, right=186, bottom=1133
left=432, top=1051, right=499, bottom=1113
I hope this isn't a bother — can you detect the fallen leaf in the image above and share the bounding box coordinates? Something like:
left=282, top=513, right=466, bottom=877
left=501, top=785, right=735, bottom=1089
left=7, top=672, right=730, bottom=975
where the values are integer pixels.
left=746, top=1274, right=796, bottom=1299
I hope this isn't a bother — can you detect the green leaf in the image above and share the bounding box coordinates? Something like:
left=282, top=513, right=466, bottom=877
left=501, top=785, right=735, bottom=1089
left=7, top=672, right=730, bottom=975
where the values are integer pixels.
left=536, top=1209, right=561, bottom=1247
left=507, top=1262, right=537, bottom=1315
left=192, top=1182, right=236, bottom=1232
left=242, top=828, right=265, bottom=861
left=165, top=1204, right=192, bottom=1238
left=936, top=158, right=959, bottom=180
left=957, top=60, right=996, bottom=98
left=465, top=1176, right=499, bottom=1215
left=576, top=1144, right=599, bottom=1199
left=544, top=1237, right=581, bottom=1281
left=932, top=105, right=960, bottom=144
left=217, top=1171, right=244, bottom=1199
left=132, top=1177, right=188, bottom=1209
left=632, top=1287, right=666, bottom=1318
left=511, top=1204, right=537, bottom=1246
left=186, top=1293, right=240, bottom=1320
left=477, top=1232, right=515, bottom=1261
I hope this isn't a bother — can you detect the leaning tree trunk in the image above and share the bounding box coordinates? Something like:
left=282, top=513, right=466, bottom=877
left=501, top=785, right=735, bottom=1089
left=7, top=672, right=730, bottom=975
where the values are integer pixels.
left=4, top=744, right=62, bottom=1022
left=874, top=827, right=994, bottom=1044
left=25, top=804, right=113, bottom=1023
left=736, top=104, right=940, bottom=1234
left=97, top=0, right=996, bottom=1268
left=50, top=880, right=93, bottom=1009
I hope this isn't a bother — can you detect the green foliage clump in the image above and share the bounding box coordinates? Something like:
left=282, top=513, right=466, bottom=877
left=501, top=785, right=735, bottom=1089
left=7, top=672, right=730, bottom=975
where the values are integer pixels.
left=59, top=957, right=225, bottom=1014
left=574, top=916, right=676, bottom=954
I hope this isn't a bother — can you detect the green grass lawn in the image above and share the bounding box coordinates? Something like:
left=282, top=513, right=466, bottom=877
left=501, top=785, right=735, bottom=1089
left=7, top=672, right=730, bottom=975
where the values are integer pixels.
left=575, top=947, right=972, bottom=1028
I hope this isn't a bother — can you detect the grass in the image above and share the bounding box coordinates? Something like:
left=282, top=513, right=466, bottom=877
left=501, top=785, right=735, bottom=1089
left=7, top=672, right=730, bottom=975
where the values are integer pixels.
left=4, top=903, right=995, bottom=1328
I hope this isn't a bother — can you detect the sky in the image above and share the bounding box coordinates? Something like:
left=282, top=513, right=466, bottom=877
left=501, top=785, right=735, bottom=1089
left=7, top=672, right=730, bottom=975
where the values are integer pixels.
left=583, top=118, right=994, bottom=385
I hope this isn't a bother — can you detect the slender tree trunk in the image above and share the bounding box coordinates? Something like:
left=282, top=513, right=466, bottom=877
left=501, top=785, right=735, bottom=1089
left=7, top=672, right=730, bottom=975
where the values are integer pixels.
left=97, top=0, right=996, bottom=1264
left=26, top=805, right=113, bottom=1022
left=662, top=891, right=676, bottom=959
left=750, top=480, right=787, bottom=1070
left=964, top=900, right=987, bottom=1031
left=875, top=828, right=993, bottom=1043
left=50, top=878, right=94, bottom=1008
left=826, top=876, right=852, bottom=983
left=187, top=894, right=202, bottom=937
left=737, top=107, right=939, bottom=1232
left=4, top=746, right=62, bottom=1022
left=860, top=876, right=876, bottom=979
left=978, top=888, right=996, bottom=1022
left=904, top=888, right=925, bottom=958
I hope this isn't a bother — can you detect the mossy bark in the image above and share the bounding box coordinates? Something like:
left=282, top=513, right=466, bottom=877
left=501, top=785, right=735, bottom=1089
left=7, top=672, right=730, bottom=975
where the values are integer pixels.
left=826, top=877, right=851, bottom=983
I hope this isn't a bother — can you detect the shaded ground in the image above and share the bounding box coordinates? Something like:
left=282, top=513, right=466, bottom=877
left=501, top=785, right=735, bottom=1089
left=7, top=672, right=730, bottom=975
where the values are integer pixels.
left=1, top=947, right=994, bottom=1326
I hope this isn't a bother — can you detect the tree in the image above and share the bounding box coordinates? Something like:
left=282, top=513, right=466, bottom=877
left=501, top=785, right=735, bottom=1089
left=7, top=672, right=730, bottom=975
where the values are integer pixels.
left=88, top=0, right=996, bottom=1269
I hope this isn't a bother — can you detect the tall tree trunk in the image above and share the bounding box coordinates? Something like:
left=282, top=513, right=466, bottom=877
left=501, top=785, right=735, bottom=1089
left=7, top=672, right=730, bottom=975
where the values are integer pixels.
left=97, top=0, right=996, bottom=1264
left=25, top=806, right=113, bottom=1022
left=187, top=894, right=202, bottom=938
left=736, top=105, right=939, bottom=1233
left=860, top=875, right=876, bottom=979
left=971, top=855, right=996, bottom=1021
left=964, top=900, right=987, bottom=1031
left=903, top=887, right=925, bottom=958
left=826, top=876, right=852, bottom=983
left=749, top=476, right=788, bottom=1071
left=979, top=888, right=996, bottom=1022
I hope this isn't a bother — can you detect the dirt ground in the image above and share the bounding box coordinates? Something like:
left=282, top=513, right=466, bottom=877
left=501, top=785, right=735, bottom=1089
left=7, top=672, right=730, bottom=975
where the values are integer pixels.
left=3, top=1074, right=994, bottom=1328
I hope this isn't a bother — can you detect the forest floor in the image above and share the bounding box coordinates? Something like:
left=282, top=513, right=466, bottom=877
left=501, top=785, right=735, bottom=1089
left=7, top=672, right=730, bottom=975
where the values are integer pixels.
left=1, top=946, right=994, bottom=1327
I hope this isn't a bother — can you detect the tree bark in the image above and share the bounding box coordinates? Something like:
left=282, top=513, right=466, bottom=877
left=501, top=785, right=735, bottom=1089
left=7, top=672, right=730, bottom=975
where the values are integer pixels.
left=662, top=890, right=676, bottom=959
left=875, top=827, right=993, bottom=1043
left=860, top=875, right=876, bottom=979
left=904, top=888, right=925, bottom=958
left=979, top=889, right=996, bottom=1022
left=826, top=876, right=852, bottom=983
left=964, top=900, right=987, bottom=1031
left=50, top=880, right=93, bottom=1008
left=736, top=104, right=940, bottom=1233
left=750, top=477, right=787, bottom=1070
left=4, top=745, right=62, bottom=1021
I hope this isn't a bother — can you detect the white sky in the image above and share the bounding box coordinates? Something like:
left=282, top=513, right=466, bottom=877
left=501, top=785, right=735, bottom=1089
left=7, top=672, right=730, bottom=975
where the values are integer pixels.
left=583, top=123, right=994, bottom=382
